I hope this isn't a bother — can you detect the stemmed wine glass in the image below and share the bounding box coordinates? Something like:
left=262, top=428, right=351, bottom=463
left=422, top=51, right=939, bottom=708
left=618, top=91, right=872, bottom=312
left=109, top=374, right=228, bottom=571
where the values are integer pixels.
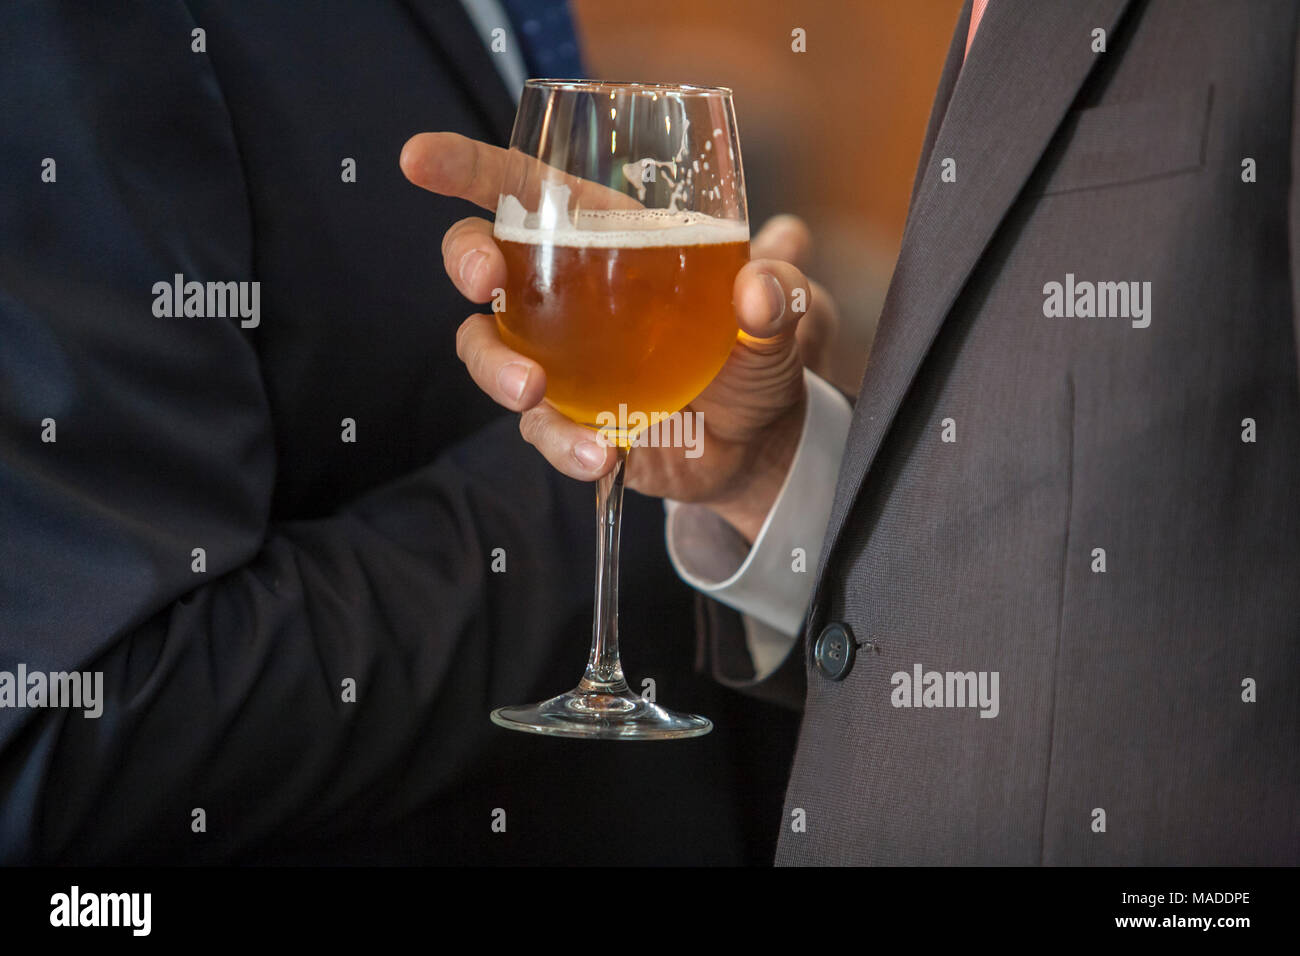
left=489, top=80, right=749, bottom=739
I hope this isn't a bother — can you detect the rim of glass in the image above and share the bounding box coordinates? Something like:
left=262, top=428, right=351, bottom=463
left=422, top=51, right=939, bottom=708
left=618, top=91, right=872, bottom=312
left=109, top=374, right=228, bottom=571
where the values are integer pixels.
left=523, top=79, right=733, bottom=96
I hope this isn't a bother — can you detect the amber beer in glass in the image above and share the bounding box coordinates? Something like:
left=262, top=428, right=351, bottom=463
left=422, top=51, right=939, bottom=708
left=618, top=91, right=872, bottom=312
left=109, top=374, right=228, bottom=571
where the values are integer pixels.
left=489, top=80, right=748, bottom=738
left=496, top=218, right=749, bottom=439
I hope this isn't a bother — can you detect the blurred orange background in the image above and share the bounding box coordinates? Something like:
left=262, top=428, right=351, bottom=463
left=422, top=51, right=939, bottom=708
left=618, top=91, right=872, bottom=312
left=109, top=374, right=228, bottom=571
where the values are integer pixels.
left=573, top=0, right=964, bottom=388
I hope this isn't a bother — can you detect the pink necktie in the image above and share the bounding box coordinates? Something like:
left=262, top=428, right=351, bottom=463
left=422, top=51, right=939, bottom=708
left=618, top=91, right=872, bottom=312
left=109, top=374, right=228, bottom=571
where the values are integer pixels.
left=964, top=0, right=990, bottom=60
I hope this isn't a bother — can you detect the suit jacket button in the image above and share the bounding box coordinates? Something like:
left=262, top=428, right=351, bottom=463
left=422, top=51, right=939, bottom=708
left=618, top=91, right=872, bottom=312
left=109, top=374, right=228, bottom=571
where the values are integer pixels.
left=813, top=622, right=855, bottom=681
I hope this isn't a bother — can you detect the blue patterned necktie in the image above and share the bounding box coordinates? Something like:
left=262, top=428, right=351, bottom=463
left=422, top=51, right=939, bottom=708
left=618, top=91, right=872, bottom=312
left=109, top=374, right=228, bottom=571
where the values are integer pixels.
left=498, top=0, right=585, bottom=80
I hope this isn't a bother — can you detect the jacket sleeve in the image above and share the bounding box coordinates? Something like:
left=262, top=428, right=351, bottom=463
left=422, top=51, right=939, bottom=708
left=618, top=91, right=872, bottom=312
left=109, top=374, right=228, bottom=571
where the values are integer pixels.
left=694, top=596, right=808, bottom=711
left=0, top=1, right=592, bottom=862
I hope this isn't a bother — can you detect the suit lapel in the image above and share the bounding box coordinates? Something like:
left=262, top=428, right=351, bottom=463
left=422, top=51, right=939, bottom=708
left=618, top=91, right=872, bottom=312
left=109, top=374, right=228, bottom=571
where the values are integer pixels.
left=400, top=0, right=518, bottom=145
left=807, top=0, right=1134, bottom=635
left=908, top=0, right=974, bottom=211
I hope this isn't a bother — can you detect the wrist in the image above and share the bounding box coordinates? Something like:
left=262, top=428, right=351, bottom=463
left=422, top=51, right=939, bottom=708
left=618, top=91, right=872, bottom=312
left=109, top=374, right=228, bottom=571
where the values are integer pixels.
left=708, top=391, right=808, bottom=543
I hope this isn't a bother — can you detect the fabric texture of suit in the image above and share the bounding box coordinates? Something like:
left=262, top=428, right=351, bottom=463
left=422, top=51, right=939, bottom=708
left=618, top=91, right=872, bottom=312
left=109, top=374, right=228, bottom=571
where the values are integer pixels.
left=705, top=0, right=1300, bottom=865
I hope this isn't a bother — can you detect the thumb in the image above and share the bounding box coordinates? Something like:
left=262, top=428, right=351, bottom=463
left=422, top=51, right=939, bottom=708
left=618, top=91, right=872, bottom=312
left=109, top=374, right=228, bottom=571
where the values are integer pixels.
left=734, top=258, right=811, bottom=346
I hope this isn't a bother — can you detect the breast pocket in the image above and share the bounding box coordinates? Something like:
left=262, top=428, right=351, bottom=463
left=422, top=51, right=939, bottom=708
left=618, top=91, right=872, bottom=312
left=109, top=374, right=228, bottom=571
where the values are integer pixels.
left=1030, top=85, right=1213, bottom=197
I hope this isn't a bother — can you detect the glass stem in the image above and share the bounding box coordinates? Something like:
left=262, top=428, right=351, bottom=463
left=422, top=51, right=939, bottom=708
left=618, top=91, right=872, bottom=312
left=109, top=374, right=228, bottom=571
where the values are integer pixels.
left=580, top=444, right=630, bottom=696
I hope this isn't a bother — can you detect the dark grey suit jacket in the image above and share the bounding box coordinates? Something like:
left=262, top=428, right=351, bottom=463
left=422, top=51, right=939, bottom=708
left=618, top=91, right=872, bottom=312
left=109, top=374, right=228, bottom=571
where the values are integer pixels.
left=702, top=0, right=1300, bottom=864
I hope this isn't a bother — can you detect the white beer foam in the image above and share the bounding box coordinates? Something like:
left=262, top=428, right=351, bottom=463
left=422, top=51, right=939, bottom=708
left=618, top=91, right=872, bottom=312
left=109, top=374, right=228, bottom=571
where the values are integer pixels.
left=494, top=193, right=748, bottom=248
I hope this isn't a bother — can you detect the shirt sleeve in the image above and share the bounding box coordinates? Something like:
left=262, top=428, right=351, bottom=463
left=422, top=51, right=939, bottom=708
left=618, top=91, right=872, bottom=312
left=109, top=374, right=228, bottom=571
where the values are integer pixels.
left=664, top=369, right=853, bottom=679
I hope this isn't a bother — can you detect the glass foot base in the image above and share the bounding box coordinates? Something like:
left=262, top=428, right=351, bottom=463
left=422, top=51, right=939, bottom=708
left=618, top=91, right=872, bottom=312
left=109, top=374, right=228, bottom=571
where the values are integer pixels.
left=491, top=688, right=712, bottom=740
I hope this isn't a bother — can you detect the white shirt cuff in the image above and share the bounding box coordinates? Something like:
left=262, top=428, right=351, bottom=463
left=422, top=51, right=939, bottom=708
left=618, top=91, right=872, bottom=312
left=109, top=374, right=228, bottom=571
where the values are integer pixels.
left=664, top=369, right=853, bottom=676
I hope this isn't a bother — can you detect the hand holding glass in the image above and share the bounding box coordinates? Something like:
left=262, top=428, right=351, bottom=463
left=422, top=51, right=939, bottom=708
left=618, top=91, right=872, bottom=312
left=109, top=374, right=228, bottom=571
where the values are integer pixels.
left=490, top=81, right=749, bottom=739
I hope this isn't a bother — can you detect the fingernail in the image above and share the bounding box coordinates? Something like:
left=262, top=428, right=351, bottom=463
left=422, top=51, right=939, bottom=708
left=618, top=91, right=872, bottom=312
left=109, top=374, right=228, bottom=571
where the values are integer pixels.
left=762, top=273, right=786, bottom=325
left=459, top=250, right=487, bottom=289
left=497, top=362, right=531, bottom=402
left=573, top=441, right=606, bottom=470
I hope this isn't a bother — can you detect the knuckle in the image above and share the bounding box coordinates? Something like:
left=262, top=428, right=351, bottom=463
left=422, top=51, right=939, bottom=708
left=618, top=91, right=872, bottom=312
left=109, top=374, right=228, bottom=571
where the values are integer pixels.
left=442, top=217, right=489, bottom=262
left=518, top=407, right=546, bottom=445
left=440, top=220, right=466, bottom=260
left=465, top=340, right=488, bottom=377
left=454, top=314, right=480, bottom=363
